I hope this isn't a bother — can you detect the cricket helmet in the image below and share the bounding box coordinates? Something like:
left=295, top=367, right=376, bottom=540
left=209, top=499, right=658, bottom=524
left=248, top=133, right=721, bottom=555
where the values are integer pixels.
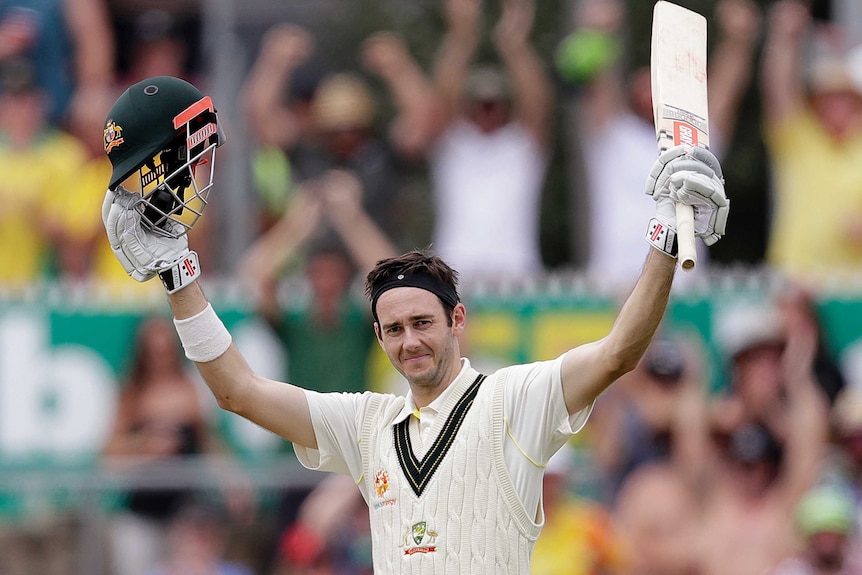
left=104, top=76, right=225, bottom=237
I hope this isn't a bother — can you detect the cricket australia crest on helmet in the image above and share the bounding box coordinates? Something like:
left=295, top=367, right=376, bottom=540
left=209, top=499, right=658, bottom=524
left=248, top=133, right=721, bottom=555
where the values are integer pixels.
left=104, top=75, right=225, bottom=238
left=103, top=120, right=123, bottom=153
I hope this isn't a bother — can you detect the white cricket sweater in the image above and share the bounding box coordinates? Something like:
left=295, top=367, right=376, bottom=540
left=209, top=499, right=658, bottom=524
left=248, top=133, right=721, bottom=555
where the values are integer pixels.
left=358, top=366, right=541, bottom=573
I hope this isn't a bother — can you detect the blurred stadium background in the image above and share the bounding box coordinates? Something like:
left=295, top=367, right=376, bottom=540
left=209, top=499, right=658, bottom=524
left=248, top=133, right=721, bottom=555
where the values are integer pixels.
left=3, top=0, right=862, bottom=573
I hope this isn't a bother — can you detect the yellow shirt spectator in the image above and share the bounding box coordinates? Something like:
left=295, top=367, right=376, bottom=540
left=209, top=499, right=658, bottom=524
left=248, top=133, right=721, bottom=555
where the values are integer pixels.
left=766, top=109, right=862, bottom=279
left=0, top=129, right=87, bottom=286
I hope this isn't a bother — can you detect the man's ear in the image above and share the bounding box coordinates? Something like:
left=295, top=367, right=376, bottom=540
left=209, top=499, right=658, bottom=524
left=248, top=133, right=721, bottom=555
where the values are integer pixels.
left=452, top=303, right=467, bottom=336
left=373, top=322, right=383, bottom=344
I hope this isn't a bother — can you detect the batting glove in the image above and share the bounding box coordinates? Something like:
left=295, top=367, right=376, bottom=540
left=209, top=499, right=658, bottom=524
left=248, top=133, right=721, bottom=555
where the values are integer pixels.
left=102, top=187, right=201, bottom=293
left=645, top=145, right=729, bottom=255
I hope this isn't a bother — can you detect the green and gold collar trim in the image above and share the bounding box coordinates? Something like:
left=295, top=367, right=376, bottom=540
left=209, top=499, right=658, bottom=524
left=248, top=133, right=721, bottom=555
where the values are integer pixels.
left=394, top=374, right=486, bottom=497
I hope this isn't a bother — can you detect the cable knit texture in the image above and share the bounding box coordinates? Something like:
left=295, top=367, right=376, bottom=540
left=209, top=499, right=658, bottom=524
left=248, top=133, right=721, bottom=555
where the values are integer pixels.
left=359, top=365, right=540, bottom=573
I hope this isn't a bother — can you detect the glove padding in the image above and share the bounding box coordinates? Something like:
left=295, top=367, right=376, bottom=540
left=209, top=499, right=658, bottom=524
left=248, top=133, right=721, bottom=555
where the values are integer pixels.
left=102, top=187, right=190, bottom=282
left=645, top=145, right=729, bottom=246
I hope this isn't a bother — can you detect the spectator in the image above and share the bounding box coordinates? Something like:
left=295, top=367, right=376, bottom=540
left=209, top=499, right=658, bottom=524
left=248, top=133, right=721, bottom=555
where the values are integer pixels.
left=559, top=0, right=760, bottom=288
left=826, top=387, right=862, bottom=533
left=113, top=8, right=201, bottom=85
left=0, top=0, right=115, bottom=137
left=531, top=442, right=628, bottom=575
left=242, top=22, right=325, bottom=231
left=369, top=0, right=552, bottom=284
left=239, top=169, right=396, bottom=571
left=0, top=58, right=89, bottom=287
left=588, top=335, right=692, bottom=501
left=710, top=299, right=791, bottom=437
left=102, top=316, right=232, bottom=575
left=145, top=501, right=255, bottom=575
left=273, top=474, right=372, bottom=575
left=765, top=482, right=862, bottom=574
left=712, top=288, right=845, bottom=436
left=240, top=169, right=396, bottom=395
left=761, top=0, right=862, bottom=282
left=777, top=286, right=846, bottom=405
left=242, top=24, right=415, bottom=249
left=612, top=462, right=701, bottom=575
left=679, top=298, right=830, bottom=575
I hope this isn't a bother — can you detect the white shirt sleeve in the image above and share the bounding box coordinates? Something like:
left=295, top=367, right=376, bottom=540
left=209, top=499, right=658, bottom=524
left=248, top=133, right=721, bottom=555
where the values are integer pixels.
left=292, top=389, right=375, bottom=480
left=502, top=354, right=593, bottom=516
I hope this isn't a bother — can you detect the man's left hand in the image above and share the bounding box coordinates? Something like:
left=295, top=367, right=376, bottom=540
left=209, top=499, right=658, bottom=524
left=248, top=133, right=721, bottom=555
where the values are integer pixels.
left=102, top=187, right=191, bottom=282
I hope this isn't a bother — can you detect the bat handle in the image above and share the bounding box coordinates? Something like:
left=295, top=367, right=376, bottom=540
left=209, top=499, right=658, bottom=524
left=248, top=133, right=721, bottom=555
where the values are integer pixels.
left=675, top=202, right=697, bottom=271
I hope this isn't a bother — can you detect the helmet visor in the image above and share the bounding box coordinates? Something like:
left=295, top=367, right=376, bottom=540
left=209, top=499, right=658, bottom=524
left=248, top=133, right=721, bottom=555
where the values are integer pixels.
left=117, top=97, right=222, bottom=238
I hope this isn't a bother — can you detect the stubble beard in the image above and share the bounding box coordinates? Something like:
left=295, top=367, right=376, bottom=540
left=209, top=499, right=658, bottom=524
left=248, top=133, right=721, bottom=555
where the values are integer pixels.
left=403, top=333, right=458, bottom=392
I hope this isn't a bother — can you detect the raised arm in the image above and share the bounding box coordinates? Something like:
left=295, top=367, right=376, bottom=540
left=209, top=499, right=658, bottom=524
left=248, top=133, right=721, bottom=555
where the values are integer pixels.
left=361, top=32, right=446, bottom=158
left=242, top=23, right=316, bottom=150
left=560, top=146, right=729, bottom=414
left=561, top=249, right=676, bottom=412
left=167, top=282, right=318, bottom=449
left=493, top=0, right=552, bottom=146
left=565, top=0, right=627, bottom=134
left=320, top=169, right=398, bottom=272
left=101, top=188, right=319, bottom=449
left=707, top=0, right=762, bottom=154
left=432, top=0, right=483, bottom=124
left=761, top=0, right=811, bottom=127
left=238, top=184, right=324, bottom=323
left=64, top=0, right=116, bottom=137
left=770, top=292, right=830, bottom=506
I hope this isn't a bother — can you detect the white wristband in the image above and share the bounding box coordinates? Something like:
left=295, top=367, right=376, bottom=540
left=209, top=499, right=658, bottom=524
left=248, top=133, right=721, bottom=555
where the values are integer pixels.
left=173, top=303, right=232, bottom=363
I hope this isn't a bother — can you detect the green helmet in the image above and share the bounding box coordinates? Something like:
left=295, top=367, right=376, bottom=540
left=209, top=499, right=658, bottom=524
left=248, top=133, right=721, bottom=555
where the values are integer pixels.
left=103, top=76, right=225, bottom=237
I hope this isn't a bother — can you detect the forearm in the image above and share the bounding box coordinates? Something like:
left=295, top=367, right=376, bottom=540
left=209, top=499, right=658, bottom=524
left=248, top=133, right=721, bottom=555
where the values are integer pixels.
left=498, top=43, right=552, bottom=142
left=241, top=191, right=321, bottom=287
left=561, top=249, right=676, bottom=412
left=605, top=249, right=676, bottom=371
left=167, top=283, right=244, bottom=411
left=329, top=211, right=397, bottom=273
left=242, top=225, right=305, bottom=287
left=379, top=60, right=444, bottom=154
left=167, top=282, right=317, bottom=448
left=66, top=0, right=114, bottom=87
left=432, top=32, right=477, bottom=118
left=761, top=4, right=808, bottom=124
left=708, top=39, right=757, bottom=145
left=243, top=58, right=301, bottom=148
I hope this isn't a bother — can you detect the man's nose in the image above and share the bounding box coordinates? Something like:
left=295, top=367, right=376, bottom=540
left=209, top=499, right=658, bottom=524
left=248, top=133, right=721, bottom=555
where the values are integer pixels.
left=402, top=327, right=422, bottom=349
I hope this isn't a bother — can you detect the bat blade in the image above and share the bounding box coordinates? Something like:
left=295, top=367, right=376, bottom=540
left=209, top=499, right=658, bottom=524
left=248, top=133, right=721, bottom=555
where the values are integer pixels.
left=651, top=0, right=709, bottom=271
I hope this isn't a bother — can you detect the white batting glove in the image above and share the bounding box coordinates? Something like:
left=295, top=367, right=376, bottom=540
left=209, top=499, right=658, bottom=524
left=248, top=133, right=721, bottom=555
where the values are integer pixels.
left=102, top=187, right=201, bottom=293
left=645, top=145, right=729, bottom=254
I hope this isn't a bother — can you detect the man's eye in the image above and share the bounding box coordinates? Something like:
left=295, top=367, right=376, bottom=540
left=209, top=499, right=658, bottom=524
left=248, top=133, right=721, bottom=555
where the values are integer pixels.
left=386, top=326, right=401, bottom=334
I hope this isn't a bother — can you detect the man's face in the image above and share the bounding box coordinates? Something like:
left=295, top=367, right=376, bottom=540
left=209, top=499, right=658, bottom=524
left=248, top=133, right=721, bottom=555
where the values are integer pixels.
left=732, top=343, right=785, bottom=412
left=374, top=287, right=464, bottom=390
left=808, top=531, right=847, bottom=571
left=468, top=99, right=509, bottom=133
left=810, top=90, right=862, bottom=141
left=307, top=252, right=353, bottom=303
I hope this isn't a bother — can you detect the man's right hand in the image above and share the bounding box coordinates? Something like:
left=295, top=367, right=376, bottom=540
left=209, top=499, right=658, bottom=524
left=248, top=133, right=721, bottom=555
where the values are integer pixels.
left=101, top=187, right=192, bottom=283
left=645, top=145, right=728, bottom=255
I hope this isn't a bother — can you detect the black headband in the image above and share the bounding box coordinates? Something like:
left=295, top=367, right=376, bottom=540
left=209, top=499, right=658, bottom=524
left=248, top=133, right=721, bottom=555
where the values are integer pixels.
left=370, top=268, right=460, bottom=321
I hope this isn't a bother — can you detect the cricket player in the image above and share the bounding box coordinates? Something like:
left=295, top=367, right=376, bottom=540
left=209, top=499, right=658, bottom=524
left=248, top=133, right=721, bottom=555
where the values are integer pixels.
left=101, top=76, right=728, bottom=573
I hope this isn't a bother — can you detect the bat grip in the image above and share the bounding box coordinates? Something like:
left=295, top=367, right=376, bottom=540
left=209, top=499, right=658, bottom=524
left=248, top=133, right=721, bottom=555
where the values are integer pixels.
left=675, top=202, right=697, bottom=271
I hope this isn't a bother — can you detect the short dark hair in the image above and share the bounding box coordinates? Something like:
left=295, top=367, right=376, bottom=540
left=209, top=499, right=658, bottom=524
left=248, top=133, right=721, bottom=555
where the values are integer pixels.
left=365, top=249, right=460, bottom=322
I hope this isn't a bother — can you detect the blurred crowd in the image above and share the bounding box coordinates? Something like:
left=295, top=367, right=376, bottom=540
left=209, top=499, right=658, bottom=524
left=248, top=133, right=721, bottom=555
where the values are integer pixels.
left=4, top=0, right=862, bottom=573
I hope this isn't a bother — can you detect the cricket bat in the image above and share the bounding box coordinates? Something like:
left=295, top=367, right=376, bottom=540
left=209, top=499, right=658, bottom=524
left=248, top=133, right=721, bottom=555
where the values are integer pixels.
left=651, top=0, right=709, bottom=271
